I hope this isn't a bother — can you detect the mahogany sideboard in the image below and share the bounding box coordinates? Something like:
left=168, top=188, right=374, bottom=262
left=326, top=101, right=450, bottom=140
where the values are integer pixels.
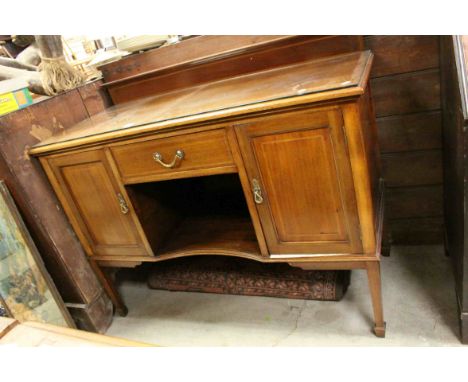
left=29, top=50, right=386, bottom=337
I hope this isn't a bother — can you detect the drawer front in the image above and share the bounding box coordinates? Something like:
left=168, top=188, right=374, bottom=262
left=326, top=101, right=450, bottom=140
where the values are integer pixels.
left=110, top=129, right=236, bottom=183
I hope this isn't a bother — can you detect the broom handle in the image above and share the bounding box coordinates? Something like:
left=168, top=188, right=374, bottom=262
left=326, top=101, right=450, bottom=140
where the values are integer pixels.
left=34, top=35, right=64, bottom=59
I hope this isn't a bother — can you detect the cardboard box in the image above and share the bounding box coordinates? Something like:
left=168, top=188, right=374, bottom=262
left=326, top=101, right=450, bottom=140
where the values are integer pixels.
left=0, top=85, right=33, bottom=116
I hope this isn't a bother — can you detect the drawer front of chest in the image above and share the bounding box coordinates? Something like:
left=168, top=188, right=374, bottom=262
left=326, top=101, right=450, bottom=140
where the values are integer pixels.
left=235, top=107, right=363, bottom=255
left=42, top=149, right=152, bottom=258
left=109, top=129, right=236, bottom=184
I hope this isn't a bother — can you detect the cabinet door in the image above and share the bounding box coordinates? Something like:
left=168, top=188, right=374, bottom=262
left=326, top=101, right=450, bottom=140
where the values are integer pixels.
left=235, top=108, right=362, bottom=255
left=44, top=149, right=151, bottom=257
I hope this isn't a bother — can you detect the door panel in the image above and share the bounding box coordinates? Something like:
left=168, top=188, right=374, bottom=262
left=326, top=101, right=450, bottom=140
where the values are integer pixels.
left=236, top=107, right=362, bottom=255
left=253, top=129, right=347, bottom=242
left=61, top=162, right=139, bottom=247
left=46, top=149, right=150, bottom=257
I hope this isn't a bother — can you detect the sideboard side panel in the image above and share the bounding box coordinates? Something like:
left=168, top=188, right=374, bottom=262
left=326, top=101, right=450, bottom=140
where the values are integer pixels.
left=342, top=98, right=378, bottom=255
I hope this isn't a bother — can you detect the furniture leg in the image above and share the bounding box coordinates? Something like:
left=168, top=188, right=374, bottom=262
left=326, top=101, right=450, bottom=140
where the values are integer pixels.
left=366, top=261, right=385, bottom=337
left=89, top=260, right=128, bottom=317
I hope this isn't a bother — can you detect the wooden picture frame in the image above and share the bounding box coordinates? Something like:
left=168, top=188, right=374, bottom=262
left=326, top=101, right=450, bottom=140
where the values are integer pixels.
left=0, top=180, right=75, bottom=327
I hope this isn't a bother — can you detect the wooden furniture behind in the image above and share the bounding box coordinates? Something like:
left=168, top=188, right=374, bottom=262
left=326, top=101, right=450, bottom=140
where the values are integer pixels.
left=0, top=81, right=114, bottom=333
left=441, top=35, right=468, bottom=344
left=30, top=51, right=386, bottom=337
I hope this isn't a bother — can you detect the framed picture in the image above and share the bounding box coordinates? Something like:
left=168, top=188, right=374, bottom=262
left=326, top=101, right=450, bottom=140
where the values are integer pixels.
left=0, top=180, right=74, bottom=327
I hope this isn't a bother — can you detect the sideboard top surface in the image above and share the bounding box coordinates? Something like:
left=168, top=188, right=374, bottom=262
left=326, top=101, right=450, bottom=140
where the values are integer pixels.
left=30, top=50, right=372, bottom=155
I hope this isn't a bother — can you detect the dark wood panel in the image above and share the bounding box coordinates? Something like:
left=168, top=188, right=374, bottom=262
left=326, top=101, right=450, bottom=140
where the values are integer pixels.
left=386, top=185, right=443, bottom=219
left=365, top=35, right=440, bottom=78
left=0, top=87, right=113, bottom=333
left=390, top=216, right=444, bottom=244
left=381, top=150, right=443, bottom=187
left=100, top=36, right=298, bottom=83
left=440, top=35, right=468, bottom=343
left=376, top=111, right=442, bottom=153
left=441, top=36, right=465, bottom=300
left=0, top=91, right=96, bottom=299
left=367, top=35, right=444, bottom=247
left=101, top=35, right=363, bottom=84
left=371, top=69, right=441, bottom=117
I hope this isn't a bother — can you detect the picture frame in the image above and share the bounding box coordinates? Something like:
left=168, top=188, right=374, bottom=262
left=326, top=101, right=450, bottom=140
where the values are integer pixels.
left=0, top=300, right=7, bottom=317
left=0, top=180, right=75, bottom=327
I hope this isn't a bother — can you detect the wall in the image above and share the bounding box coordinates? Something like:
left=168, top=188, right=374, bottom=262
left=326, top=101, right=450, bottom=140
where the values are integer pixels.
left=365, top=36, right=443, bottom=244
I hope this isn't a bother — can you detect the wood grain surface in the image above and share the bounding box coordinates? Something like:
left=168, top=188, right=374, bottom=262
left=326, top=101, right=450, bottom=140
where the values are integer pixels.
left=101, top=35, right=364, bottom=103
left=31, top=51, right=371, bottom=155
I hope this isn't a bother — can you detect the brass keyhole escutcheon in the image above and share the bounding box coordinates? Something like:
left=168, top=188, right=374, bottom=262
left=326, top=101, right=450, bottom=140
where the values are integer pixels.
left=117, top=193, right=129, bottom=214
left=252, top=178, right=263, bottom=204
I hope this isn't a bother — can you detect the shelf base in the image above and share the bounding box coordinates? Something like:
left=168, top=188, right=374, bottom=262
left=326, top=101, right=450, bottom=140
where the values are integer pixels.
left=157, top=214, right=262, bottom=259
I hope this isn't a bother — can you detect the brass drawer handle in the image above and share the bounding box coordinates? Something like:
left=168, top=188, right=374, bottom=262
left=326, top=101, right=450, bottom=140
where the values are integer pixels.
left=117, top=193, right=129, bottom=214
left=153, top=149, right=185, bottom=169
left=252, top=178, right=263, bottom=204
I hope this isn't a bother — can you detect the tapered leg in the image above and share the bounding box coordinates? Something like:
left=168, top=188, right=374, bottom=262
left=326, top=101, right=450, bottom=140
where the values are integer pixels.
left=366, top=261, right=385, bottom=337
left=89, top=260, right=128, bottom=317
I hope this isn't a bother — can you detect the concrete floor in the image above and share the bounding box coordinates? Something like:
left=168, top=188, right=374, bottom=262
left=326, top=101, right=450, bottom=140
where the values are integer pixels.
left=106, top=245, right=463, bottom=346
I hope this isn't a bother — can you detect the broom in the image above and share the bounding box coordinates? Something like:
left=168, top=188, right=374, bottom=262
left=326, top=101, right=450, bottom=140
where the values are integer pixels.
left=35, top=35, right=85, bottom=96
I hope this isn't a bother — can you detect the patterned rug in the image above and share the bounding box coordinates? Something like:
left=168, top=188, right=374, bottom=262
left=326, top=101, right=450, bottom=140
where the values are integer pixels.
left=148, top=256, right=350, bottom=301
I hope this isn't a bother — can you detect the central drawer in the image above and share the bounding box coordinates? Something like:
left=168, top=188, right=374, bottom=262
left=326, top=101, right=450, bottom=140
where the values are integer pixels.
left=110, top=129, right=236, bottom=183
